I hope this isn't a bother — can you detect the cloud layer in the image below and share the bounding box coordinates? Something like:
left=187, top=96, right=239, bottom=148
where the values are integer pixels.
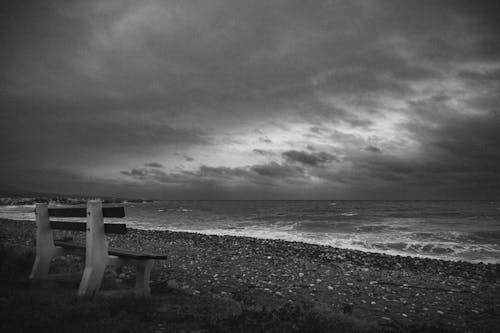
left=1, top=0, right=499, bottom=199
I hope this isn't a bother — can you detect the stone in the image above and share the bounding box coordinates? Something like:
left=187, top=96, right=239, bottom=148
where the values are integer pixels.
left=167, top=279, right=179, bottom=289
left=343, top=304, right=353, bottom=314
left=0, top=297, right=8, bottom=307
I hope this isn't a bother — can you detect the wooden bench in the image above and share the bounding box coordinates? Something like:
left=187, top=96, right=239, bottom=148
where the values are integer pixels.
left=29, top=199, right=167, bottom=297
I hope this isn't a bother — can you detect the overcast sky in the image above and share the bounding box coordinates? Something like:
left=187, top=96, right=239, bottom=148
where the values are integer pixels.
left=1, top=0, right=499, bottom=199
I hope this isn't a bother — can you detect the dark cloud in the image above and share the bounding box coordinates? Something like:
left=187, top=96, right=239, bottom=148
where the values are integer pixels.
left=253, top=149, right=274, bottom=156
left=302, top=102, right=374, bottom=129
left=120, top=168, right=179, bottom=184
left=121, top=162, right=307, bottom=188
left=282, top=150, right=338, bottom=166
left=459, top=69, right=500, bottom=82
left=365, top=146, right=382, bottom=153
left=144, top=162, right=164, bottom=168
left=174, top=153, right=195, bottom=162
left=249, top=162, right=305, bottom=180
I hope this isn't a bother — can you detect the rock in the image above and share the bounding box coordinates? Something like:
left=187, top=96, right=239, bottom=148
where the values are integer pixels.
left=212, top=298, right=242, bottom=319
left=343, top=304, right=353, bottom=314
left=167, top=279, right=179, bottom=289
left=156, top=304, right=169, bottom=313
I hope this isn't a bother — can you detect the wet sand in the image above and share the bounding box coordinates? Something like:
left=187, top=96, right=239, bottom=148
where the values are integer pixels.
left=1, top=218, right=499, bottom=332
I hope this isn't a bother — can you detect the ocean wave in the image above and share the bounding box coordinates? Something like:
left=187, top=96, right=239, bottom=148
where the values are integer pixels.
left=340, top=212, right=358, bottom=217
left=125, top=223, right=500, bottom=264
left=355, top=225, right=390, bottom=232
left=0, top=204, right=35, bottom=209
left=471, top=230, right=500, bottom=242
left=294, top=220, right=353, bottom=232
left=412, top=231, right=500, bottom=246
left=371, top=241, right=457, bottom=254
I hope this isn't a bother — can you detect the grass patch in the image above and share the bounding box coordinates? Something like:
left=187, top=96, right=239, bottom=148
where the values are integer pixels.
left=209, top=301, right=377, bottom=333
left=1, top=289, right=155, bottom=333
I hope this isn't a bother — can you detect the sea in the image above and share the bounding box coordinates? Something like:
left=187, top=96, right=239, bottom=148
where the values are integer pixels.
left=1, top=200, right=500, bottom=264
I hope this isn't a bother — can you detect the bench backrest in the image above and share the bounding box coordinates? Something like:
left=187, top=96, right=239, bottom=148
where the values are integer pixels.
left=35, top=200, right=126, bottom=265
left=47, top=205, right=126, bottom=234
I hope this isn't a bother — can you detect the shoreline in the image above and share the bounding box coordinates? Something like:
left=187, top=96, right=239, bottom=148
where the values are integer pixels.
left=2, top=202, right=499, bottom=265
left=129, top=226, right=500, bottom=265
left=2, top=218, right=499, bottom=331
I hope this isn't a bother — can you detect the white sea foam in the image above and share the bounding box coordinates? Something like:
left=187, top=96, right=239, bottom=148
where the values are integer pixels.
left=125, top=222, right=500, bottom=264
left=340, top=212, right=358, bottom=216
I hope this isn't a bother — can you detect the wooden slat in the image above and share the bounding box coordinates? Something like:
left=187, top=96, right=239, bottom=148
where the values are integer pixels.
left=105, top=223, right=127, bottom=234
left=48, top=207, right=86, bottom=217
left=48, top=206, right=125, bottom=218
left=45, top=273, right=83, bottom=281
left=54, top=241, right=168, bottom=260
left=51, top=221, right=86, bottom=231
left=108, top=247, right=168, bottom=260
left=54, top=241, right=86, bottom=250
left=50, top=221, right=127, bottom=234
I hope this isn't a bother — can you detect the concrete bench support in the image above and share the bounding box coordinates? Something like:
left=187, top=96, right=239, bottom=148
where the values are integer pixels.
left=30, top=203, right=66, bottom=280
left=78, top=200, right=110, bottom=297
left=135, top=259, right=154, bottom=297
left=30, top=200, right=164, bottom=298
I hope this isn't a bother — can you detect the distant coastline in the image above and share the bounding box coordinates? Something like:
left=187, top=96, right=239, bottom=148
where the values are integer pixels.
left=0, top=196, right=154, bottom=206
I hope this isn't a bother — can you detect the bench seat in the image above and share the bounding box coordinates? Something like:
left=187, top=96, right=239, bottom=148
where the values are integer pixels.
left=54, top=240, right=168, bottom=260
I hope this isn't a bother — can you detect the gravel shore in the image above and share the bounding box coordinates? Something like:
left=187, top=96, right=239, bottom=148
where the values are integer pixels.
left=1, top=218, right=499, bottom=332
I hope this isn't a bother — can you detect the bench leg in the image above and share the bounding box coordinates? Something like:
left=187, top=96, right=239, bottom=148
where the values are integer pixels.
left=78, top=263, right=106, bottom=297
left=135, top=260, right=154, bottom=297
left=31, top=203, right=66, bottom=281
left=30, top=254, right=51, bottom=280
left=30, top=247, right=66, bottom=280
left=78, top=200, right=108, bottom=297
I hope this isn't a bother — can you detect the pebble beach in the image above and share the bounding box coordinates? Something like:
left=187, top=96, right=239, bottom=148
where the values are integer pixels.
left=1, top=218, right=499, bottom=332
